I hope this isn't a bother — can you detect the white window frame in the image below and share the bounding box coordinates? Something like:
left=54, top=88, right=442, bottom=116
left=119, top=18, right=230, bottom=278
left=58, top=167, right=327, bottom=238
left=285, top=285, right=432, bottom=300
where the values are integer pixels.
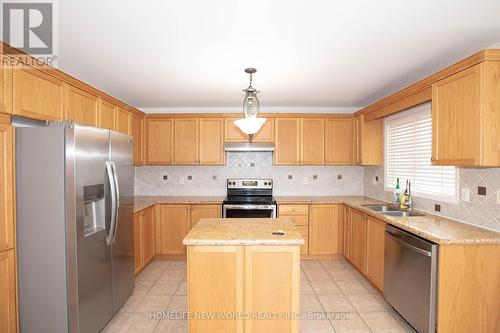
left=384, top=103, right=459, bottom=204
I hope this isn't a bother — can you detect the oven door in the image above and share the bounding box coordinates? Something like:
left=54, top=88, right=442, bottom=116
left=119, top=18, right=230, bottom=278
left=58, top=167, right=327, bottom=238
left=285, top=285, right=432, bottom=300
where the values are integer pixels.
left=223, top=204, right=277, bottom=218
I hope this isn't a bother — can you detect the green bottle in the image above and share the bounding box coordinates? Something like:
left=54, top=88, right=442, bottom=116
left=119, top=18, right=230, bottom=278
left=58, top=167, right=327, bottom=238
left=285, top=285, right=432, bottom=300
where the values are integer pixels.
left=394, top=178, right=401, bottom=203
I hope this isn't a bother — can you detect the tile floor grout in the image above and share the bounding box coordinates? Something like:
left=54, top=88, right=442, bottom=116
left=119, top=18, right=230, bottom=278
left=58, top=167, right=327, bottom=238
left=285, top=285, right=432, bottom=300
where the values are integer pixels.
left=104, top=259, right=416, bottom=333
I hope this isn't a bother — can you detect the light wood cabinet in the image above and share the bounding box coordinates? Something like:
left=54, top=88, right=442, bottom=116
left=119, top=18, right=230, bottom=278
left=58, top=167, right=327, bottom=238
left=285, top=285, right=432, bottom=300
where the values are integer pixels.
left=188, top=246, right=244, bottom=333
left=133, top=212, right=142, bottom=273
left=131, top=114, right=145, bottom=165
left=65, top=85, right=99, bottom=126
left=308, top=205, right=340, bottom=254
left=155, top=205, right=190, bottom=255
left=300, top=118, right=325, bottom=165
left=366, top=217, right=385, bottom=291
left=174, top=118, right=199, bottom=165
left=134, top=207, right=155, bottom=274
left=0, top=56, right=12, bottom=115
left=343, top=206, right=351, bottom=259
left=115, top=108, right=131, bottom=135
left=325, top=118, right=354, bottom=164
left=274, top=118, right=300, bottom=165
left=190, top=204, right=221, bottom=229
left=0, top=115, right=14, bottom=253
left=432, top=61, right=500, bottom=166
left=13, top=67, right=65, bottom=120
left=278, top=205, right=309, bottom=255
left=99, top=99, right=116, bottom=130
left=0, top=249, right=17, bottom=333
left=244, top=246, right=300, bottom=333
left=355, top=114, right=383, bottom=165
left=349, top=209, right=367, bottom=273
left=146, top=118, right=174, bottom=165
left=199, top=118, right=224, bottom=165
left=225, top=117, right=274, bottom=142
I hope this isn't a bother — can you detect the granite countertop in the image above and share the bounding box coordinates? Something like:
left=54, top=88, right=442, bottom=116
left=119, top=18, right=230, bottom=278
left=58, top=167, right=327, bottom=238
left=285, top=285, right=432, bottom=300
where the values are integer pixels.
left=134, top=195, right=500, bottom=245
left=183, top=218, right=305, bottom=246
left=134, top=195, right=225, bottom=212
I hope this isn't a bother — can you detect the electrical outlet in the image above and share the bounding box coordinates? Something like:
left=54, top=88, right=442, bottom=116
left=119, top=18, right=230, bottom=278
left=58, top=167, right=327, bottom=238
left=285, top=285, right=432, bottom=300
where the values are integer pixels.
left=180, top=177, right=185, bottom=184
left=435, top=204, right=441, bottom=212
left=372, top=177, right=377, bottom=186
left=303, top=177, right=308, bottom=184
left=461, top=188, right=470, bottom=202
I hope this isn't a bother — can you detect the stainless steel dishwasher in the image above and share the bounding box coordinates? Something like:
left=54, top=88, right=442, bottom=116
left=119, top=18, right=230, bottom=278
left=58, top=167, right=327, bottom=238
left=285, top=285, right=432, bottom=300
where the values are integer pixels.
left=384, top=225, right=438, bottom=333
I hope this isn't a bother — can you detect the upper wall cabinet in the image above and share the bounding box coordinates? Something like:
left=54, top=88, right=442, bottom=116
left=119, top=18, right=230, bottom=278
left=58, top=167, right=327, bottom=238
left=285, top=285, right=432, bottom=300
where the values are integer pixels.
left=274, top=118, right=300, bottom=165
left=432, top=61, right=500, bottom=166
left=325, top=118, right=354, bottom=165
left=0, top=56, right=12, bottom=115
left=13, top=67, right=65, bottom=121
left=99, top=99, right=116, bottom=130
left=174, top=118, right=199, bottom=165
left=146, top=118, right=174, bottom=165
left=116, top=108, right=131, bottom=135
left=224, top=117, right=274, bottom=142
left=199, top=118, right=224, bottom=165
left=355, top=114, right=383, bottom=166
left=65, top=85, right=99, bottom=126
left=300, top=118, right=325, bottom=165
left=131, top=114, right=145, bottom=165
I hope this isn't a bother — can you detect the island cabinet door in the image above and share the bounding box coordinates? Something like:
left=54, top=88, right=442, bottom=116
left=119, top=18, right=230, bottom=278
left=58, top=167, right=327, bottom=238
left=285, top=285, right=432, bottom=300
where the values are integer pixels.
left=308, top=204, right=340, bottom=255
left=188, top=246, right=244, bottom=333
left=244, top=245, right=300, bottom=333
left=155, top=205, right=190, bottom=254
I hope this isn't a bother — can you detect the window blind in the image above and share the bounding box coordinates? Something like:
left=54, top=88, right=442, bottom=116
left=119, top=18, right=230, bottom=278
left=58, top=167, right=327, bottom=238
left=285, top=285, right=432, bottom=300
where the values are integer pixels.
left=385, top=102, right=457, bottom=201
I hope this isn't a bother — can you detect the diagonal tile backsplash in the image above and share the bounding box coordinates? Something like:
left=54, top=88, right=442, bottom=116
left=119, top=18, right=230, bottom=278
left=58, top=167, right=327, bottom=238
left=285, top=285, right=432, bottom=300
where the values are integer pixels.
left=364, top=166, right=500, bottom=232
left=135, top=152, right=364, bottom=196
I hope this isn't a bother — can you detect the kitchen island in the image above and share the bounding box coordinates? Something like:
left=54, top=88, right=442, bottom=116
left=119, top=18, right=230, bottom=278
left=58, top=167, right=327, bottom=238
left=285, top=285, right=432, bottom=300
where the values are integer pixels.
left=183, top=218, right=304, bottom=333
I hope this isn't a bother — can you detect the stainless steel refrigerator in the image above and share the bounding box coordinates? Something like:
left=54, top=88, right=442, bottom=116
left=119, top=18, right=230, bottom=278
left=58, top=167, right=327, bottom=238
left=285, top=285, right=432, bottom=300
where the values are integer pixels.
left=16, top=122, right=135, bottom=333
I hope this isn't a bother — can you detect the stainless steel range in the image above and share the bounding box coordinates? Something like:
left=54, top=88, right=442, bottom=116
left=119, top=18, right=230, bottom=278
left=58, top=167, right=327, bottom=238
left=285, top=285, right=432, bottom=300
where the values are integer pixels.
left=222, top=178, right=277, bottom=218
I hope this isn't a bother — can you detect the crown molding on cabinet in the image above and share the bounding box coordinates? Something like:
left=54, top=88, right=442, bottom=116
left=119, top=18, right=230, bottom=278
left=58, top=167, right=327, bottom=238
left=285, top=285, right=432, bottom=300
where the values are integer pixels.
left=356, top=49, right=500, bottom=121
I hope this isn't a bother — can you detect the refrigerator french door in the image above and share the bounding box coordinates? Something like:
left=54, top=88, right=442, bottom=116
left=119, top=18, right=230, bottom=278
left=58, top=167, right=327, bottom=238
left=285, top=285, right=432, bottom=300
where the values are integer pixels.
left=16, top=122, right=134, bottom=333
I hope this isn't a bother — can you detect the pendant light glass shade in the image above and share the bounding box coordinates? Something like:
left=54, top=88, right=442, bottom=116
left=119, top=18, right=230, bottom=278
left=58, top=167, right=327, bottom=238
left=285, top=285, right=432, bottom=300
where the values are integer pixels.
left=243, top=89, right=260, bottom=118
left=233, top=117, right=266, bottom=135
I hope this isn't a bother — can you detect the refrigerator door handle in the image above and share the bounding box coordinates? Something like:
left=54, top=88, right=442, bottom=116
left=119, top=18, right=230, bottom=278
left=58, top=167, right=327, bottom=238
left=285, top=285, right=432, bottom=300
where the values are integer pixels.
left=111, top=161, right=120, bottom=242
left=105, top=161, right=117, bottom=246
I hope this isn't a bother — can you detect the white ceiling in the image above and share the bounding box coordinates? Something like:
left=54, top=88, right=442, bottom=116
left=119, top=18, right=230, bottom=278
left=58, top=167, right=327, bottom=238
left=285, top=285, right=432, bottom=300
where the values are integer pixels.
left=57, top=0, right=500, bottom=111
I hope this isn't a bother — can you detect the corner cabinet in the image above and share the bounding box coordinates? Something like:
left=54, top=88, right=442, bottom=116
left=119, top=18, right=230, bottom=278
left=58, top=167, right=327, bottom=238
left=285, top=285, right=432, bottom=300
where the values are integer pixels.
left=155, top=205, right=190, bottom=255
left=432, top=61, right=500, bottom=166
left=308, top=205, right=340, bottom=254
left=355, top=114, right=383, bottom=166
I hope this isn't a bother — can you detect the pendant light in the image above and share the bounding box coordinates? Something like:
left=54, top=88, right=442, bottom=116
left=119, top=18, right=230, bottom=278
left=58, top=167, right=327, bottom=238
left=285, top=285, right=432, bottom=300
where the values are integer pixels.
left=234, top=68, right=266, bottom=142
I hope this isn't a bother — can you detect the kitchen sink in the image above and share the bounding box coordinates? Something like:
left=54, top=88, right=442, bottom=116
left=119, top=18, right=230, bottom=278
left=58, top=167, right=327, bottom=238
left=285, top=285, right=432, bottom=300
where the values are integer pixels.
left=362, top=204, right=401, bottom=212
left=383, top=211, right=425, bottom=217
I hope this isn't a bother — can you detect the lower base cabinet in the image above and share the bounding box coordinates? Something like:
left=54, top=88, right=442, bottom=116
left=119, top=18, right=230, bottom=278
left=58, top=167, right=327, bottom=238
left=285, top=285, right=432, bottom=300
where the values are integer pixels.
left=134, top=206, right=155, bottom=274
left=187, top=245, right=300, bottom=333
left=308, top=204, right=340, bottom=254
left=155, top=205, right=190, bottom=255
left=349, top=209, right=367, bottom=274
left=366, top=216, right=385, bottom=291
left=0, top=249, right=16, bottom=333
left=190, top=205, right=221, bottom=228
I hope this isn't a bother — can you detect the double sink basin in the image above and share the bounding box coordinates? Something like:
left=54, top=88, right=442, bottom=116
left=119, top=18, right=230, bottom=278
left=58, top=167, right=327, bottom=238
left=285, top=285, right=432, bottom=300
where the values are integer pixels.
left=362, top=204, right=425, bottom=217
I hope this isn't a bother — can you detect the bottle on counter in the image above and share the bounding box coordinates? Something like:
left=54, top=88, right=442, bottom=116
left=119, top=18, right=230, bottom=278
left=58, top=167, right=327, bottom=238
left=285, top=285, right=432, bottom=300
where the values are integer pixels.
left=393, top=178, right=401, bottom=204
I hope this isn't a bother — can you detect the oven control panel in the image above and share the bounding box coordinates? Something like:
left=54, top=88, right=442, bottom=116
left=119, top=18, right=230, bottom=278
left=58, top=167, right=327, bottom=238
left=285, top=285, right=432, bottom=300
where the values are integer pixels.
left=227, top=178, right=273, bottom=189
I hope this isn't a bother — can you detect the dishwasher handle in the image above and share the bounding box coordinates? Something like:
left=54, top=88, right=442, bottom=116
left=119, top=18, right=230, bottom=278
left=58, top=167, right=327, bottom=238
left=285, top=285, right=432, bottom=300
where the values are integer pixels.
left=386, top=231, right=432, bottom=257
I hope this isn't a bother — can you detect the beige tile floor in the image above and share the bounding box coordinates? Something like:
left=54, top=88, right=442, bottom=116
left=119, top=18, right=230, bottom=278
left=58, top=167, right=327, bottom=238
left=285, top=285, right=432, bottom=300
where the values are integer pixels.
left=103, top=259, right=417, bottom=333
